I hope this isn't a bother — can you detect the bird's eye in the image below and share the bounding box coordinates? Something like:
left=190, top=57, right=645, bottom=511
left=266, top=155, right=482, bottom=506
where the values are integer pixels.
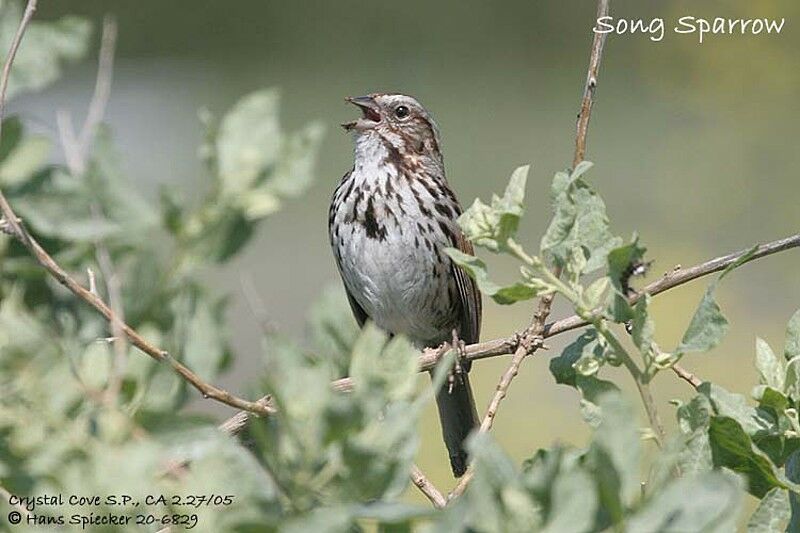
left=394, top=105, right=410, bottom=119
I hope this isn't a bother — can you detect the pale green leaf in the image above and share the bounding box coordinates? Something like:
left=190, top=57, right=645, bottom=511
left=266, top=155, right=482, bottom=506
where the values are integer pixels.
left=583, top=276, right=609, bottom=309
left=755, top=338, right=785, bottom=392
left=785, top=308, right=800, bottom=360
left=540, top=162, right=621, bottom=272
left=446, top=247, right=547, bottom=304
left=677, top=246, right=757, bottom=355
left=182, top=296, right=227, bottom=382
left=216, top=89, right=282, bottom=195
left=631, top=294, right=655, bottom=359
left=456, top=165, right=529, bottom=252
left=264, top=121, right=325, bottom=198
left=0, top=134, right=49, bottom=186
left=699, top=382, right=779, bottom=438
left=627, top=472, right=743, bottom=533
left=676, top=285, right=729, bottom=354
left=0, top=3, right=91, bottom=99
left=746, top=487, right=790, bottom=533
left=540, top=468, right=597, bottom=533
left=238, top=188, right=281, bottom=219
left=590, top=392, right=640, bottom=507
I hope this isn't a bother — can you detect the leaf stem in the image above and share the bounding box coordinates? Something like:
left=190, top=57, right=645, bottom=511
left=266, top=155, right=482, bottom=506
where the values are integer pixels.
left=508, top=236, right=668, bottom=445
left=591, top=319, right=666, bottom=445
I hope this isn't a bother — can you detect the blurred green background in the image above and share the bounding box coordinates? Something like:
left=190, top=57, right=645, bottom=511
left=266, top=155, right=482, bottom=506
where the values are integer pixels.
left=13, top=0, right=799, bottom=500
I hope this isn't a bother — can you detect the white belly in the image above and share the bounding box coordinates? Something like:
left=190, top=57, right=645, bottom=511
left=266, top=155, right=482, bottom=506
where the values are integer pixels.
left=336, top=220, right=454, bottom=346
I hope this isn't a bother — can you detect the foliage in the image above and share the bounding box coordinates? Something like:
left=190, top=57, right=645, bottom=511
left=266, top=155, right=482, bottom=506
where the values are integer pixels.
left=450, top=160, right=799, bottom=530
left=0, top=3, right=797, bottom=532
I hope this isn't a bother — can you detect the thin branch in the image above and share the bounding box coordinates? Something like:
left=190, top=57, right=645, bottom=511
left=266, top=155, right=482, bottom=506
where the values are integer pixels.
left=218, top=396, right=273, bottom=435
left=410, top=465, right=447, bottom=508
left=96, top=240, right=128, bottom=402
left=671, top=363, right=702, bottom=390
left=573, top=0, right=609, bottom=169
left=593, top=320, right=665, bottom=445
left=539, top=233, right=800, bottom=343
left=0, top=207, right=276, bottom=415
left=322, top=234, right=800, bottom=396
left=78, top=15, right=116, bottom=154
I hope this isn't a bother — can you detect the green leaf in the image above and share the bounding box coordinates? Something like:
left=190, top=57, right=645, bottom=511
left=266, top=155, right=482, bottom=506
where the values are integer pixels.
left=238, top=188, right=281, bottom=219
left=699, top=382, right=779, bottom=438
left=462, top=433, right=542, bottom=533
left=746, top=487, right=790, bottom=533
left=0, top=134, right=49, bottom=187
left=786, top=309, right=800, bottom=361
left=756, top=338, right=785, bottom=392
left=350, top=325, right=417, bottom=402
left=456, top=165, right=529, bottom=252
left=565, top=246, right=588, bottom=284
left=631, top=294, right=655, bottom=360
left=708, top=416, right=786, bottom=498
left=216, top=89, right=282, bottom=195
left=0, top=2, right=91, bottom=99
left=0, top=115, right=23, bottom=161
left=627, top=472, right=743, bottom=533
left=786, top=449, right=800, bottom=533
left=674, top=395, right=715, bottom=475
left=576, top=375, right=619, bottom=428
left=549, top=329, right=600, bottom=386
left=88, top=126, right=158, bottom=237
left=308, top=284, right=360, bottom=375
left=446, top=247, right=548, bottom=304
left=540, top=162, right=621, bottom=272
left=182, top=295, right=228, bottom=382
left=785, top=311, right=800, bottom=399
left=263, top=121, right=325, bottom=198
left=282, top=507, right=353, bottom=533
left=676, top=285, right=729, bottom=354
left=236, top=120, right=324, bottom=220
left=540, top=468, right=597, bottom=533
left=589, top=392, right=640, bottom=511
left=582, top=277, right=609, bottom=309
left=677, top=246, right=757, bottom=355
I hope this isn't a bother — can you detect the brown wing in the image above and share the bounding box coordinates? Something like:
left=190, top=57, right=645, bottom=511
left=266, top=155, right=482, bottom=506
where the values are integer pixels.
left=452, top=231, right=482, bottom=345
left=344, top=286, right=369, bottom=328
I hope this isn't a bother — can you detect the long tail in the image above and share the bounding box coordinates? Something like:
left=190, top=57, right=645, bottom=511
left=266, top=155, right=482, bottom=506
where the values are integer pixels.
left=433, top=371, right=479, bottom=477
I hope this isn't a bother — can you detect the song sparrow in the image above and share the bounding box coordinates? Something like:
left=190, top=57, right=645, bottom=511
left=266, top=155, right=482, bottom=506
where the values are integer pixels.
left=328, top=93, right=481, bottom=477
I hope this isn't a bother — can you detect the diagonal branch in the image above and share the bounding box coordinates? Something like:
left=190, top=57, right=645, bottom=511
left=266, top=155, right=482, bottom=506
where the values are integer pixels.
left=410, top=465, right=447, bottom=508
left=0, top=1, right=274, bottom=418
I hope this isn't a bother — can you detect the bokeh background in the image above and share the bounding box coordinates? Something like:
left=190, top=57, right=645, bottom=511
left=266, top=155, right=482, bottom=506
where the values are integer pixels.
left=13, top=0, right=799, bottom=505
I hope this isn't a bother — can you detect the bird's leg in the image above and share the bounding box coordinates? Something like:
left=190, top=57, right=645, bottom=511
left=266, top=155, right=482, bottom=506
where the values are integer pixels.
left=447, top=329, right=467, bottom=394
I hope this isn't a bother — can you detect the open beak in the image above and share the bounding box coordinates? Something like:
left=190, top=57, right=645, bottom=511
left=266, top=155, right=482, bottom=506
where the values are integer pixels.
left=342, top=95, right=381, bottom=131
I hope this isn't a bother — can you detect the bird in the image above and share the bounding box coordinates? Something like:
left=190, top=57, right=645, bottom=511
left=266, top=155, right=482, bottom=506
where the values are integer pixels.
left=328, top=92, right=481, bottom=477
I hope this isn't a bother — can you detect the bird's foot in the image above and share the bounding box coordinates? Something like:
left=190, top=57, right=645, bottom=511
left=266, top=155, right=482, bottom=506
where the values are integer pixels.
left=446, top=329, right=468, bottom=394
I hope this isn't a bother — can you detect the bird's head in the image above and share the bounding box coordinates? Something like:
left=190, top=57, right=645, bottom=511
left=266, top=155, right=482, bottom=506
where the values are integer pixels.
left=342, top=93, right=442, bottom=161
